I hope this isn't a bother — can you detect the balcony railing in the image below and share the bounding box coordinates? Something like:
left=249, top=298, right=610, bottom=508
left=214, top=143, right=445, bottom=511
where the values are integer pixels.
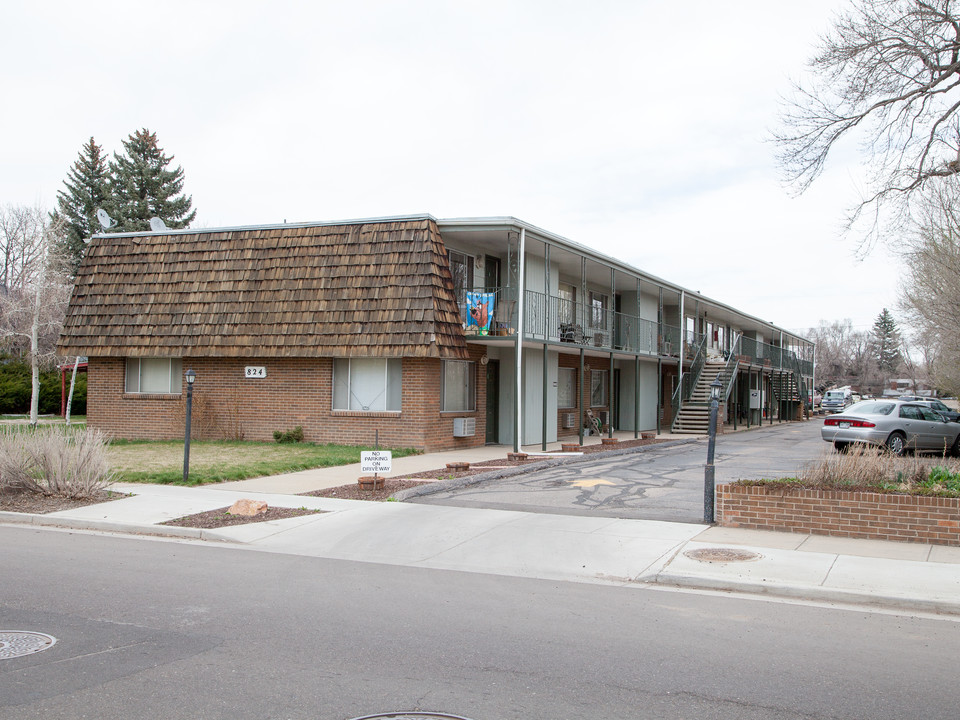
left=460, top=287, right=666, bottom=355
left=522, top=290, right=662, bottom=355
left=456, top=288, right=813, bottom=369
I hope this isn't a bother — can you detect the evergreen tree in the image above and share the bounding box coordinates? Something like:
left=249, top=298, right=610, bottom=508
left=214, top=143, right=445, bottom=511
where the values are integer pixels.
left=107, top=128, right=196, bottom=233
left=54, top=137, right=110, bottom=273
left=871, top=308, right=902, bottom=376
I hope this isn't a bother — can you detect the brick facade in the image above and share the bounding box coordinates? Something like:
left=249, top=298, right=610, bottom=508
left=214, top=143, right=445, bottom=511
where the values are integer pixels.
left=556, top=354, right=610, bottom=437
left=88, top=345, right=488, bottom=453
left=717, top=484, right=960, bottom=547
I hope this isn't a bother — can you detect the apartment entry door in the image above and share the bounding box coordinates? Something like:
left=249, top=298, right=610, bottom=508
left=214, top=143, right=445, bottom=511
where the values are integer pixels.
left=485, top=359, right=499, bottom=444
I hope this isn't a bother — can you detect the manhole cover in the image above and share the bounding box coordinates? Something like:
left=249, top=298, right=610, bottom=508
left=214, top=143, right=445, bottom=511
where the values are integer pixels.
left=0, top=631, right=57, bottom=660
left=347, top=714, right=475, bottom=720
left=684, top=548, right=761, bottom=563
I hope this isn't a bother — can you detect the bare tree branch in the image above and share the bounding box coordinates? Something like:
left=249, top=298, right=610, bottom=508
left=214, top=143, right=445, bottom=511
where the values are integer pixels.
left=776, top=0, right=960, bottom=248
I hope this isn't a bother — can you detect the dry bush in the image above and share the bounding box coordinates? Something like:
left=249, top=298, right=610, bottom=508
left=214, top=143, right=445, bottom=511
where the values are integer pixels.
left=172, top=391, right=219, bottom=438
left=797, top=444, right=960, bottom=492
left=219, top=388, right=245, bottom=441
left=0, top=426, right=115, bottom=498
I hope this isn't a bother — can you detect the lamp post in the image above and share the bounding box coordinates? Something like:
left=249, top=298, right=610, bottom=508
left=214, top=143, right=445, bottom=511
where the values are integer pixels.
left=704, top=372, right=723, bottom=523
left=182, top=369, right=196, bottom=484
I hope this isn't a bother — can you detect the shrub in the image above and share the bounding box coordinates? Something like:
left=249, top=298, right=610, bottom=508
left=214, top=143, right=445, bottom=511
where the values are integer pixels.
left=273, top=426, right=304, bottom=444
left=0, top=359, right=87, bottom=415
left=735, top=444, right=960, bottom=497
left=0, top=426, right=115, bottom=498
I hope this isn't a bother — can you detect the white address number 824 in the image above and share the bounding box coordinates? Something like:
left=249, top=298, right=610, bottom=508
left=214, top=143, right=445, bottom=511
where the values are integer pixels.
left=245, top=366, right=267, bottom=378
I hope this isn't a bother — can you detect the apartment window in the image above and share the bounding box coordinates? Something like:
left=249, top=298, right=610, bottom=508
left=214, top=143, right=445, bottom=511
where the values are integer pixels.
left=448, top=250, right=475, bottom=307
left=125, top=358, right=183, bottom=394
left=590, top=291, right=608, bottom=329
left=558, top=367, right=577, bottom=408
left=333, top=358, right=402, bottom=411
left=590, top=370, right=608, bottom=406
left=558, top=284, right=576, bottom=324
left=442, top=360, right=476, bottom=411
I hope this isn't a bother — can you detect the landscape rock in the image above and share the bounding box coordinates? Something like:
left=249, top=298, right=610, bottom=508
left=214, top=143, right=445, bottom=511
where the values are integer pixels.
left=228, top=499, right=268, bottom=516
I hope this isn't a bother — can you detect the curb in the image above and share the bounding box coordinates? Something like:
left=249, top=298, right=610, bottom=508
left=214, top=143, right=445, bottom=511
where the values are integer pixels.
left=391, top=437, right=700, bottom=501
left=638, top=571, right=960, bottom=616
left=0, top=510, right=238, bottom=543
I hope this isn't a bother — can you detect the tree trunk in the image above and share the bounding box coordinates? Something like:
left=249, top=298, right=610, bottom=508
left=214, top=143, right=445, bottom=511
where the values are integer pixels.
left=65, top=356, right=80, bottom=423
left=28, top=248, right=47, bottom=426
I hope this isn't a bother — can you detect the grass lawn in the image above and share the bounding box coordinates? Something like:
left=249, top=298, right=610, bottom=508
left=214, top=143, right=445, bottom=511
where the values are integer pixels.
left=108, top=440, right=420, bottom=486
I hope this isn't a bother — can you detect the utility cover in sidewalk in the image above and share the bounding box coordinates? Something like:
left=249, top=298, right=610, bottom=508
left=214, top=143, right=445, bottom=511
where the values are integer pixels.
left=684, top=548, right=761, bottom=563
left=347, top=714, right=475, bottom=720
left=0, top=631, right=57, bottom=660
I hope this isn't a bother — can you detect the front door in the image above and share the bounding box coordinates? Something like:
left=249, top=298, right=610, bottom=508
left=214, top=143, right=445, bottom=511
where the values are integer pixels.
left=485, top=359, right=500, bottom=443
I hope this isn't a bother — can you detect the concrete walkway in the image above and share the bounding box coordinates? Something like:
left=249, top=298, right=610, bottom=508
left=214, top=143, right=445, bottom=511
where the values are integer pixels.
left=3, top=424, right=959, bottom=617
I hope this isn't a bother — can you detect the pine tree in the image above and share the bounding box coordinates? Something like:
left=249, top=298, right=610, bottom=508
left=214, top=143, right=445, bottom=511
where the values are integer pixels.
left=871, top=308, right=902, bottom=375
left=54, top=137, right=110, bottom=273
left=107, top=128, right=196, bottom=233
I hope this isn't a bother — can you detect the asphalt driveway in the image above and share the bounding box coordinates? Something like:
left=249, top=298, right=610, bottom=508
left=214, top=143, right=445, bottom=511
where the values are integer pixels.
left=411, top=420, right=826, bottom=522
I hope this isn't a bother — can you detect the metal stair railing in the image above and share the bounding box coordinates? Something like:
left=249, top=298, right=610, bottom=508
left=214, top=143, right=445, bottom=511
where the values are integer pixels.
left=670, top=334, right=707, bottom=432
left=719, top=333, right=741, bottom=402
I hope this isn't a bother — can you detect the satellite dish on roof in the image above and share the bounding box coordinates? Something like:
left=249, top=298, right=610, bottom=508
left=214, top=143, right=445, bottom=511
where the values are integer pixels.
left=96, top=208, right=115, bottom=230
left=149, top=217, right=168, bottom=232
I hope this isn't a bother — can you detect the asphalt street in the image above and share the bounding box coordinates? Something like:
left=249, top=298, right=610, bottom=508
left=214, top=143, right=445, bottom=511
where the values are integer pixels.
left=3, top=525, right=960, bottom=720
left=412, top=421, right=824, bottom=521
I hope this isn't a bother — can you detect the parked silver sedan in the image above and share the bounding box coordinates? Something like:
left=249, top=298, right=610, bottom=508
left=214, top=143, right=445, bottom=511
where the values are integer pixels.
left=821, top=400, right=960, bottom=455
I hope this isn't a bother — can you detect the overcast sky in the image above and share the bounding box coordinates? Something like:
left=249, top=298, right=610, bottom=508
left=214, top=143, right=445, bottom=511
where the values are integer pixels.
left=2, top=0, right=902, bottom=336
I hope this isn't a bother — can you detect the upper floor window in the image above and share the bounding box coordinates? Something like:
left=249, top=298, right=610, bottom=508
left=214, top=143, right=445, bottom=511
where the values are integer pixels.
left=448, top=250, right=475, bottom=308
left=333, top=358, right=402, bottom=411
left=558, top=284, right=577, bottom=325
left=125, top=358, right=183, bottom=394
left=590, top=291, right=608, bottom=329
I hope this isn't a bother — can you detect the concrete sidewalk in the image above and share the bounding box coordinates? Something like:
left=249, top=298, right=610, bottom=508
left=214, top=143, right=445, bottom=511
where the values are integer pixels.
left=4, top=477, right=960, bottom=616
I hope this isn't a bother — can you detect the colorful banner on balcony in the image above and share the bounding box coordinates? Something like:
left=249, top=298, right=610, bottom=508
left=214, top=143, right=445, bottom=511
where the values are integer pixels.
left=466, top=291, right=495, bottom=335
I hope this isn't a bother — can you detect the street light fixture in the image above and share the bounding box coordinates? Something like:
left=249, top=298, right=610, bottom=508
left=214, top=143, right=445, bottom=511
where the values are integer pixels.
left=183, top=369, right=196, bottom=484
left=704, top=372, right=723, bottom=523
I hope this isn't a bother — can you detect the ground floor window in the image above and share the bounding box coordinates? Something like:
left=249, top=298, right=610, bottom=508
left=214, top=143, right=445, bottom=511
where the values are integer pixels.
left=442, top=360, right=476, bottom=411
left=333, top=358, right=402, bottom=411
left=590, top=369, right=608, bottom=406
left=125, top=358, right=183, bottom=394
left=558, top=367, right=577, bottom=408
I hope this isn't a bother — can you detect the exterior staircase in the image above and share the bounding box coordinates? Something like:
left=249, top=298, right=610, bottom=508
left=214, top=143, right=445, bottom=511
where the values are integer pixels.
left=672, top=360, right=729, bottom=434
left=771, top=371, right=800, bottom=403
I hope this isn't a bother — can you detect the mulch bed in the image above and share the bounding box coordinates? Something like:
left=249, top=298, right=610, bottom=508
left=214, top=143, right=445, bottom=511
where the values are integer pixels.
left=302, top=479, right=431, bottom=502
left=0, top=489, right=129, bottom=515
left=162, top=506, right=324, bottom=529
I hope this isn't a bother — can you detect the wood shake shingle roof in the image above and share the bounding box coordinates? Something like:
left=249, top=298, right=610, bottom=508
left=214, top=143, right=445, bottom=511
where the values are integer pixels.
left=58, top=218, right=468, bottom=359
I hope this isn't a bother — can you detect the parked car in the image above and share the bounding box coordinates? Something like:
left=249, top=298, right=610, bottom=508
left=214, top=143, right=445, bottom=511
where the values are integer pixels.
left=821, top=399, right=960, bottom=455
left=913, top=398, right=960, bottom=423
left=895, top=396, right=960, bottom=421
left=821, top=389, right=853, bottom=413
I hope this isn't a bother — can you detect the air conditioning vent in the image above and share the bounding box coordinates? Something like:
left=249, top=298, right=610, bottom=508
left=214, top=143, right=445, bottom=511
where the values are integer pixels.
left=562, top=412, right=576, bottom=429
left=453, top=417, right=476, bottom=437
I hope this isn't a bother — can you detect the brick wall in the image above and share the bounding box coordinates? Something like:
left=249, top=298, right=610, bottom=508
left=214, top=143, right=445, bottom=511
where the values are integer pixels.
left=88, top=350, right=487, bottom=453
left=556, top=354, right=610, bottom=436
left=717, top=484, right=960, bottom=546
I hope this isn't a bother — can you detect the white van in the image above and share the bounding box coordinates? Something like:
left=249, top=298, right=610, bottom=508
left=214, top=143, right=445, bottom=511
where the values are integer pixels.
left=821, top=389, right=852, bottom=413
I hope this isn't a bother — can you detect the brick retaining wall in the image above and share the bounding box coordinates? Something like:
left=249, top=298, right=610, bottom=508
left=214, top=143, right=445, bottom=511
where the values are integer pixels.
left=717, top=484, right=960, bottom=546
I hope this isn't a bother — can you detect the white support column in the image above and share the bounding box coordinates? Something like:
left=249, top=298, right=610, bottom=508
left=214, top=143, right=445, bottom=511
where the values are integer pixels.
left=514, top=227, right=526, bottom=451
